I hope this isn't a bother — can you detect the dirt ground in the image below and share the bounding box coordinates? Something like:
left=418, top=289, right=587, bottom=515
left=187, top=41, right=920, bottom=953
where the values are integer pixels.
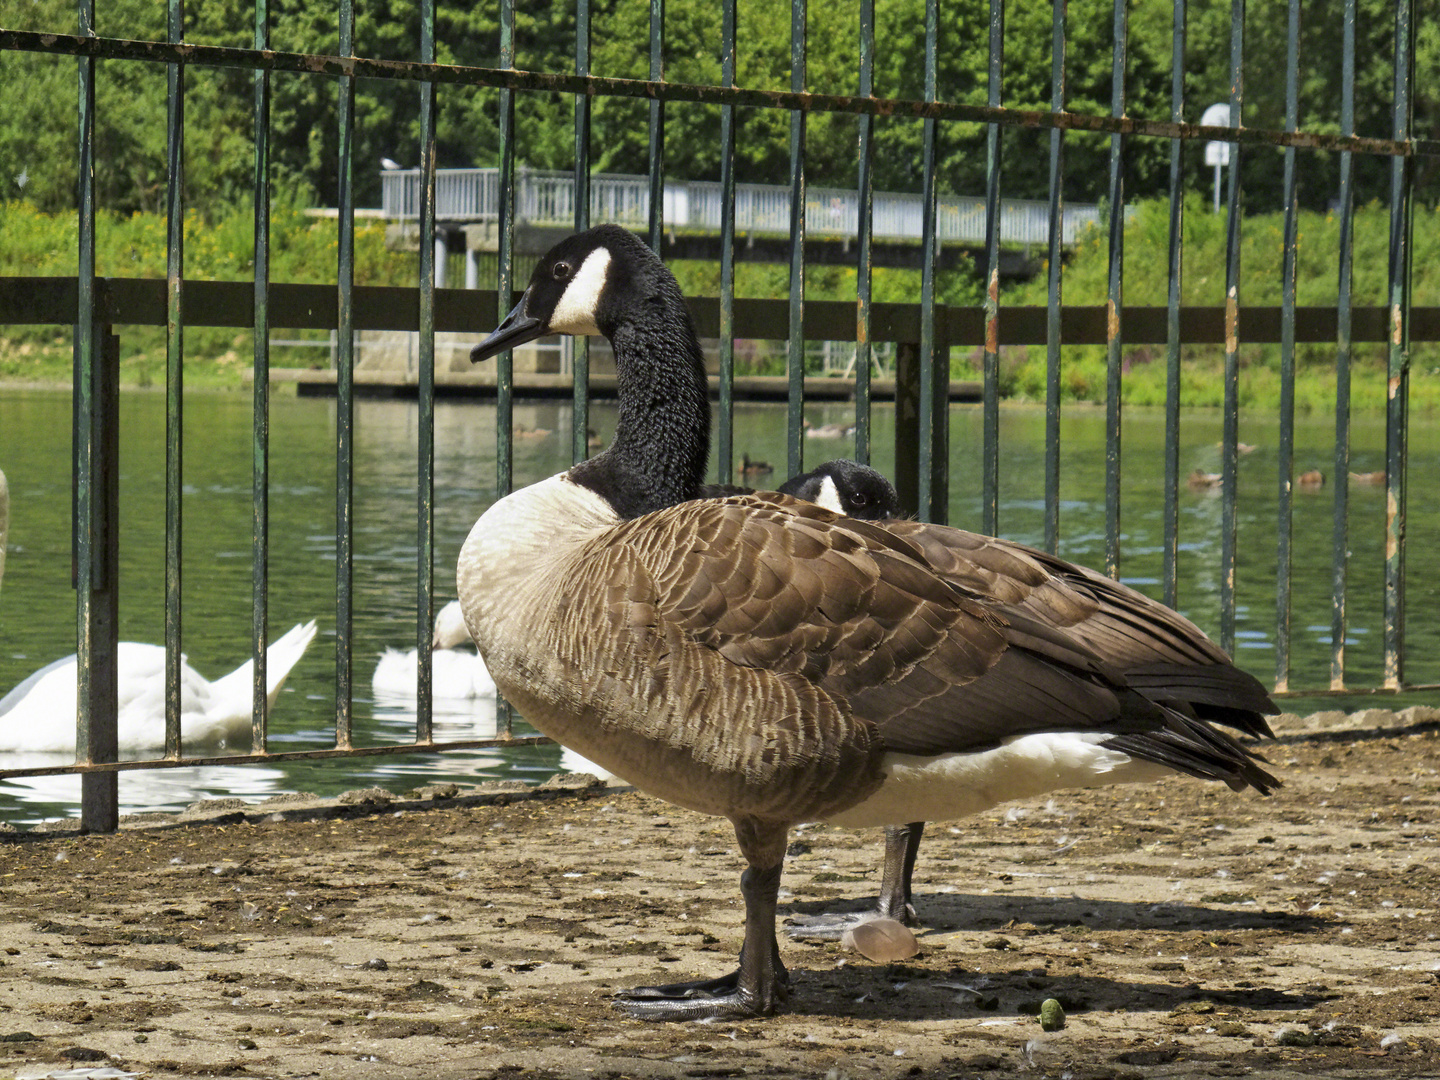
left=1, top=707, right=1438, bottom=1080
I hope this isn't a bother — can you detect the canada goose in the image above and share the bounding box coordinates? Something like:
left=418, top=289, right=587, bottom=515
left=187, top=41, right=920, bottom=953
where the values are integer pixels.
left=694, top=458, right=901, bottom=518
left=376, top=465, right=893, bottom=748
left=737, top=452, right=772, bottom=477
left=371, top=600, right=497, bottom=705
left=784, top=460, right=1279, bottom=935
left=457, top=225, right=1277, bottom=1021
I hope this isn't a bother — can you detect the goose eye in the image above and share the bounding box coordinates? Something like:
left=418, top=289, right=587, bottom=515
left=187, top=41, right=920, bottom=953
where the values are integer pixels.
left=552, top=261, right=572, bottom=281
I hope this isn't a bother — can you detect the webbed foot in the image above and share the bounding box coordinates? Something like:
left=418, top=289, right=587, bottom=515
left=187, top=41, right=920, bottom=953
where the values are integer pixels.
left=614, top=967, right=788, bottom=1021
left=785, top=901, right=918, bottom=940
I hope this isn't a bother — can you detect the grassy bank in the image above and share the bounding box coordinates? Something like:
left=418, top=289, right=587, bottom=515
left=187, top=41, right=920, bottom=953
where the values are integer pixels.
left=995, top=195, right=1440, bottom=411
left=2, top=195, right=1435, bottom=411
left=0, top=194, right=415, bottom=390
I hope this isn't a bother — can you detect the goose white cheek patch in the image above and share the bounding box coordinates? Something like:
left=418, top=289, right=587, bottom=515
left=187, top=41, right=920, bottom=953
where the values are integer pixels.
left=549, top=247, right=610, bottom=337
left=811, top=475, right=843, bottom=513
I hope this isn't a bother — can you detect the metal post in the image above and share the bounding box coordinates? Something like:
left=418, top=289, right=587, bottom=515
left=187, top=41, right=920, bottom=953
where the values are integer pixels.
left=79, top=327, right=120, bottom=833
left=894, top=341, right=920, bottom=519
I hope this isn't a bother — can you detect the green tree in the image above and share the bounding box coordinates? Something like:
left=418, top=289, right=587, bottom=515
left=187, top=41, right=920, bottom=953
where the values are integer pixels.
left=2, top=0, right=1437, bottom=217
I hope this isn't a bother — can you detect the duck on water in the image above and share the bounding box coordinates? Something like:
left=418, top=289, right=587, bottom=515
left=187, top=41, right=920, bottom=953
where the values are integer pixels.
left=456, top=224, right=1278, bottom=1021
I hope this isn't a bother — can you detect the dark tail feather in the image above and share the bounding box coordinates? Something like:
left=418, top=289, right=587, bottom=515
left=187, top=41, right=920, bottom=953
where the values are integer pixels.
left=1104, top=708, right=1281, bottom=796
left=1122, top=662, right=1278, bottom=740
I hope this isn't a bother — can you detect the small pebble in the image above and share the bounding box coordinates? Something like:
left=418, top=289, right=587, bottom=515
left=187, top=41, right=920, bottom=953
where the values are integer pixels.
left=1039, top=998, right=1065, bottom=1031
left=840, top=918, right=919, bottom=963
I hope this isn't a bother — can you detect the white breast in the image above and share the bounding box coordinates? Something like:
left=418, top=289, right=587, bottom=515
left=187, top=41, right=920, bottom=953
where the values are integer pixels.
left=456, top=473, right=617, bottom=656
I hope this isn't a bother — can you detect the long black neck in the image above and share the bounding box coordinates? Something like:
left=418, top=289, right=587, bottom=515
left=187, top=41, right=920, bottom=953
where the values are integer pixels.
left=569, top=289, right=711, bottom=520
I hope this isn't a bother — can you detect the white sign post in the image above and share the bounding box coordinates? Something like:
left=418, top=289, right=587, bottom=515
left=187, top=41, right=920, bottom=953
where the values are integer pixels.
left=1201, top=103, right=1233, bottom=214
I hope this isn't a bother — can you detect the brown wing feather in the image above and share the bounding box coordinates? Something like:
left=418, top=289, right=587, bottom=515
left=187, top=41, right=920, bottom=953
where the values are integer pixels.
left=622, top=494, right=1007, bottom=693
left=570, top=493, right=1273, bottom=795
left=882, top=520, right=1276, bottom=727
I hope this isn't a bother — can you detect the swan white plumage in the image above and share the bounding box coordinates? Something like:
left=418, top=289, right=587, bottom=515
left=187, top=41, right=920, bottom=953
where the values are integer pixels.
left=0, top=466, right=318, bottom=755
left=0, top=623, right=318, bottom=754
left=371, top=601, right=497, bottom=704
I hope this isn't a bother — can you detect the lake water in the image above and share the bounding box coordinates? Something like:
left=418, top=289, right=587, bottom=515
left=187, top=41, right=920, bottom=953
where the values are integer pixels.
left=2, top=387, right=1437, bottom=825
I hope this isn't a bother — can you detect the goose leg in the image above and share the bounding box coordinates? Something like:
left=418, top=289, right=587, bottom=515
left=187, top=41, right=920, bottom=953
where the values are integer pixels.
left=785, top=820, right=926, bottom=939
left=878, top=821, right=925, bottom=922
left=615, top=819, right=790, bottom=1021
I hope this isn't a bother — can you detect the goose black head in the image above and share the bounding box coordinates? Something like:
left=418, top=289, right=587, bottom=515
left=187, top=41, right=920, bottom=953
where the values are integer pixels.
left=474, top=226, right=712, bottom=520
left=777, top=460, right=901, bottom=521
left=472, top=225, right=666, bottom=363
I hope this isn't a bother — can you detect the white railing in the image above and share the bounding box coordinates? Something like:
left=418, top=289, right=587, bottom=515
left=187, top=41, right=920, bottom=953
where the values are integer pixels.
left=380, top=168, right=1106, bottom=246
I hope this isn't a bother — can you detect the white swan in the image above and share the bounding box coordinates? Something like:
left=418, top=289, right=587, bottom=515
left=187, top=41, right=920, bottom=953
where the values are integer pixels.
left=0, top=466, right=318, bottom=755
left=0, top=624, right=318, bottom=755
left=371, top=601, right=497, bottom=704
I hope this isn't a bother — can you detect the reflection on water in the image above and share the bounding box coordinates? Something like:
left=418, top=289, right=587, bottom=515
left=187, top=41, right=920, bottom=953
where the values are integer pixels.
left=1, top=387, right=1436, bottom=824
left=2, top=763, right=291, bottom=819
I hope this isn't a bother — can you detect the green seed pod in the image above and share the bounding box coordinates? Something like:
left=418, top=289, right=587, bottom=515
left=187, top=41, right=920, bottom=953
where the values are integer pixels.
left=1039, top=998, right=1065, bottom=1031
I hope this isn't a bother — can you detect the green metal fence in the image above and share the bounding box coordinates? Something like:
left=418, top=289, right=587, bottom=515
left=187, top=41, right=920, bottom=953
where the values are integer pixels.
left=0, top=0, right=1434, bottom=832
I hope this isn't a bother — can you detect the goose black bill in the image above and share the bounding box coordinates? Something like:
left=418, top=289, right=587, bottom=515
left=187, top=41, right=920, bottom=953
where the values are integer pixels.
left=471, top=293, right=544, bottom=363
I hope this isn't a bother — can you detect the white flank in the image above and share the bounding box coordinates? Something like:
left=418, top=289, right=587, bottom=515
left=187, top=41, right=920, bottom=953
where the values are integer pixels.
left=824, top=731, right=1173, bottom=829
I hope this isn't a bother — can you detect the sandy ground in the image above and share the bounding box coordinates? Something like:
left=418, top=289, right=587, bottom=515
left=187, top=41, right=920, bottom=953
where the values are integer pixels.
left=0, top=707, right=1437, bottom=1080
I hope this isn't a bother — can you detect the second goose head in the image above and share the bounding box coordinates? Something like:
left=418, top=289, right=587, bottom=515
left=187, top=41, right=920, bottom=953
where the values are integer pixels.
left=472, top=225, right=711, bottom=520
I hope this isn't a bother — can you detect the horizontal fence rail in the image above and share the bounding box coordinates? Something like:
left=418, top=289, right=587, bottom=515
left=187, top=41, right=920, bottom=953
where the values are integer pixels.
left=5, top=279, right=1439, bottom=346
left=0, top=1, right=1432, bottom=832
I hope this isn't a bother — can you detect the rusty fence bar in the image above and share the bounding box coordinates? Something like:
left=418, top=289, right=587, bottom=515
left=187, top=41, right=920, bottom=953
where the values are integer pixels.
left=1103, top=0, right=1128, bottom=581
left=786, top=0, right=807, bottom=481
left=978, top=0, right=1001, bottom=535
left=1042, top=0, right=1066, bottom=557
left=1274, top=0, right=1302, bottom=695
left=571, top=0, right=592, bottom=468
left=1219, top=0, right=1245, bottom=657
left=715, top=0, right=737, bottom=486
left=1383, top=0, right=1416, bottom=691
left=251, top=0, right=273, bottom=753
left=415, top=0, right=438, bottom=743
left=853, top=0, right=876, bottom=466
left=1331, top=0, right=1359, bottom=691
left=163, top=0, right=185, bottom=761
left=2, top=27, right=1430, bottom=159
left=1161, top=0, right=1186, bottom=609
